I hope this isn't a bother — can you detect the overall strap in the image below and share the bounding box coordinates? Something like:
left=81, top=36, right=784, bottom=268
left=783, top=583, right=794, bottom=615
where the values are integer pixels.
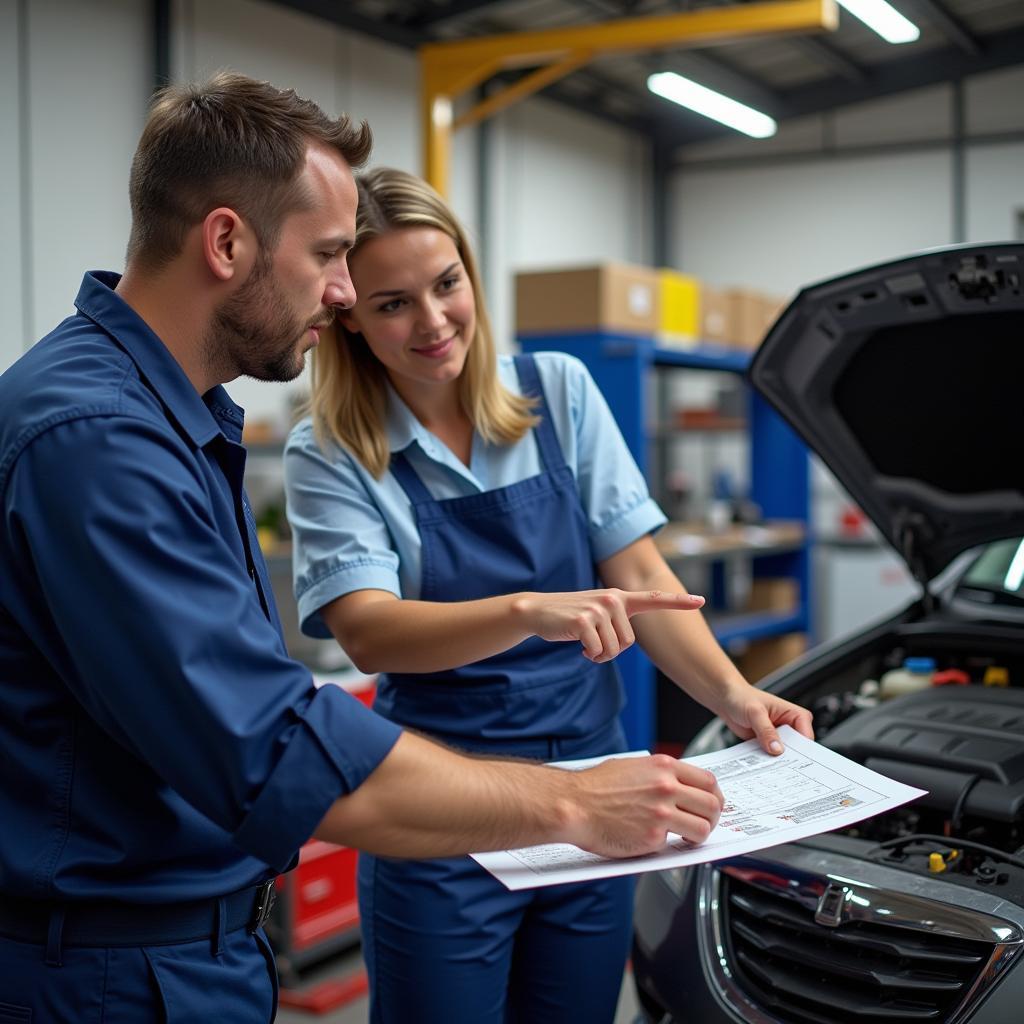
left=389, top=451, right=435, bottom=505
left=513, top=354, right=565, bottom=473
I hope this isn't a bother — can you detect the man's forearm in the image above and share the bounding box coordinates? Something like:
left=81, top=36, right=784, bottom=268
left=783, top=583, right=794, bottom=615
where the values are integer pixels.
left=312, top=731, right=576, bottom=857
left=313, top=729, right=724, bottom=859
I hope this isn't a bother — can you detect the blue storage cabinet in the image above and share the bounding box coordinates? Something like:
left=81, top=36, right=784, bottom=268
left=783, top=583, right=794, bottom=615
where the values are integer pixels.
left=518, top=331, right=811, bottom=750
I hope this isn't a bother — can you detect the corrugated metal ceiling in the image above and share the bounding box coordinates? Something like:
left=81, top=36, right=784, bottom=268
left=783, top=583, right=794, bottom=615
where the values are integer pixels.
left=271, top=0, right=1024, bottom=145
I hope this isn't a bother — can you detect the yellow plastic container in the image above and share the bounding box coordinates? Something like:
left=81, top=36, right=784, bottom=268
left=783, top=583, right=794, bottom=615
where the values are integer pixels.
left=657, top=269, right=701, bottom=348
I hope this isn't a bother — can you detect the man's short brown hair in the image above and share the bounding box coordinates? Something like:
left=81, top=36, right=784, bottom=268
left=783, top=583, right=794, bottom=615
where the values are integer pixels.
left=125, top=71, right=372, bottom=270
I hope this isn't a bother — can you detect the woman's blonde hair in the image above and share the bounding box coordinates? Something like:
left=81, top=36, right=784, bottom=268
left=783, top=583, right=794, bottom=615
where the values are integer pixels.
left=306, top=167, right=537, bottom=477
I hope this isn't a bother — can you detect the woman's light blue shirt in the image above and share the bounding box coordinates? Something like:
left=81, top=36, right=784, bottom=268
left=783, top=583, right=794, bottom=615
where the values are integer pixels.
left=284, top=351, right=666, bottom=639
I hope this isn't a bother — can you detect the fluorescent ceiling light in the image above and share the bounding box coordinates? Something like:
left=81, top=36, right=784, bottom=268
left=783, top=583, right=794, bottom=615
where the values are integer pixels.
left=647, top=72, right=776, bottom=139
left=837, top=0, right=920, bottom=44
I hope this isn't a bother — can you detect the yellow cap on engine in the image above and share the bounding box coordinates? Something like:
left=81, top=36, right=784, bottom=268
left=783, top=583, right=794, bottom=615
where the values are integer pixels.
left=983, top=666, right=1009, bottom=687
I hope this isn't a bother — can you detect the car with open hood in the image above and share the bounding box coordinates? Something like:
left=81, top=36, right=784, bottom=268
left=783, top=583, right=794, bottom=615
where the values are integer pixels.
left=631, top=242, right=1024, bottom=1024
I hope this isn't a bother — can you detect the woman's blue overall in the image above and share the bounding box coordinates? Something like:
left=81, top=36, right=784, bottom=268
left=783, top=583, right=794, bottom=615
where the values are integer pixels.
left=359, top=355, right=635, bottom=1024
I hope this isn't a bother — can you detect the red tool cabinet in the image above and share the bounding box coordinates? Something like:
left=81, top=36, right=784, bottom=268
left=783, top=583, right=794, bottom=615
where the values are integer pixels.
left=269, top=839, right=361, bottom=979
left=266, top=674, right=376, bottom=981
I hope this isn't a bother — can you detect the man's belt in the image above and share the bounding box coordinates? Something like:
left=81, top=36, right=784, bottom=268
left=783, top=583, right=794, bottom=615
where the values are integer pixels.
left=0, top=879, right=277, bottom=947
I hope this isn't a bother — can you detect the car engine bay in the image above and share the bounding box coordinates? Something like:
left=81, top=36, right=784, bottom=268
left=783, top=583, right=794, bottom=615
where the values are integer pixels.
left=804, top=642, right=1024, bottom=903
left=671, top=633, right=1024, bottom=1024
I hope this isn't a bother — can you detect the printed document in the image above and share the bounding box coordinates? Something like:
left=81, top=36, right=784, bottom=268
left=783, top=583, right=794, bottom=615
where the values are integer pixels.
left=470, top=725, right=926, bottom=891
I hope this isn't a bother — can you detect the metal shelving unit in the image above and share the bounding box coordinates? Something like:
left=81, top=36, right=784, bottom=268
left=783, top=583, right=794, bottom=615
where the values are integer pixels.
left=518, top=330, right=811, bottom=750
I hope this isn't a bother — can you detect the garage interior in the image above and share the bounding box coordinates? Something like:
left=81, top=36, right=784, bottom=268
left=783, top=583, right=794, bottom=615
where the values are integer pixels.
left=3, top=1, right=1023, bottom=1022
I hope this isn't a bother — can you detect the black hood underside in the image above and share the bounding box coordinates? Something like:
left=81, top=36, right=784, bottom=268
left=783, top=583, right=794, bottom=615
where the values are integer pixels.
left=750, top=244, right=1024, bottom=583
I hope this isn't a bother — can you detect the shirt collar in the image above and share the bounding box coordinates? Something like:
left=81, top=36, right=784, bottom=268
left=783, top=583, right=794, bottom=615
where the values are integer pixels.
left=383, top=380, right=486, bottom=489
left=383, top=380, right=423, bottom=454
left=74, top=271, right=243, bottom=448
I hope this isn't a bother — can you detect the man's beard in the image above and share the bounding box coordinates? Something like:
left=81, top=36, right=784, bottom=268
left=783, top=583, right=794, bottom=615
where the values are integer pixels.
left=208, top=257, right=332, bottom=384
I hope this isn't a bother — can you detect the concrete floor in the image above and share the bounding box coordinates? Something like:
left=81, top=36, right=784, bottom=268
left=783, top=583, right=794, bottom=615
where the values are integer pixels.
left=275, top=943, right=641, bottom=1024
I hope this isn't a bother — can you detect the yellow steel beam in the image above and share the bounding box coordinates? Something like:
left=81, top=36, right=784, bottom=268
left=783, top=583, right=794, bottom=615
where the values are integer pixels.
left=421, top=63, right=454, bottom=201
left=421, top=0, right=838, bottom=195
left=453, top=52, right=594, bottom=132
left=423, top=0, right=837, bottom=72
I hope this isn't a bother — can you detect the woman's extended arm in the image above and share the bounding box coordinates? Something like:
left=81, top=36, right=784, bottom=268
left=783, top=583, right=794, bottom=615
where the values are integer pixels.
left=598, top=536, right=814, bottom=754
left=321, top=586, right=705, bottom=675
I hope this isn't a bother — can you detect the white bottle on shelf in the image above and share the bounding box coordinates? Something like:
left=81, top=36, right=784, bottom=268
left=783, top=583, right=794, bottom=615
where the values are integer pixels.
left=879, top=657, right=936, bottom=700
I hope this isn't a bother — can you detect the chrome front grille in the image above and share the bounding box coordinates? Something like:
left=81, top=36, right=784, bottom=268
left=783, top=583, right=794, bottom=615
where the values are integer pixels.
left=727, top=874, right=987, bottom=1022
left=697, top=853, right=1024, bottom=1024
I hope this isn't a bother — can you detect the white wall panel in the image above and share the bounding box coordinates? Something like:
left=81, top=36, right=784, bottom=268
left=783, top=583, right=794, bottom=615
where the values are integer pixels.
left=678, top=113, right=826, bottom=165
left=344, top=31, right=419, bottom=175
left=507, top=97, right=646, bottom=269
left=185, top=0, right=336, bottom=112
left=0, top=0, right=24, bottom=370
left=26, top=0, right=149, bottom=347
left=481, top=108, right=515, bottom=353
left=965, top=143, right=1024, bottom=242
left=495, top=96, right=650, bottom=349
left=449, top=121, right=481, bottom=251
left=833, top=85, right=952, bottom=148
left=966, top=66, right=1024, bottom=136
left=671, top=150, right=953, bottom=294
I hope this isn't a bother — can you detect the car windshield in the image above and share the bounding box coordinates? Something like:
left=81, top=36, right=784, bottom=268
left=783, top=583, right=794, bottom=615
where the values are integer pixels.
left=958, top=538, right=1024, bottom=607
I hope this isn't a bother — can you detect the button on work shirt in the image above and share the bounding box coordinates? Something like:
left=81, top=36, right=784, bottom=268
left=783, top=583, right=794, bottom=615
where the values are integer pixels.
left=0, top=271, right=401, bottom=903
left=285, top=352, right=667, bottom=638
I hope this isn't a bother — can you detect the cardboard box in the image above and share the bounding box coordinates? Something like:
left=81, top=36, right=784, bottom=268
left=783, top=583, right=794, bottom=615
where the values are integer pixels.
left=700, top=286, right=789, bottom=350
left=700, top=284, right=732, bottom=345
left=745, top=577, right=799, bottom=614
left=727, top=288, right=770, bottom=350
left=515, top=263, right=660, bottom=335
left=656, top=269, right=701, bottom=349
left=762, top=294, right=788, bottom=334
left=734, top=633, right=807, bottom=683
left=741, top=291, right=788, bottom=349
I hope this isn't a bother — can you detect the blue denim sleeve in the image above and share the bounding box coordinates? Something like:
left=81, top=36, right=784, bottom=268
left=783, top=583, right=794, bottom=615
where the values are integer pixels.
left=232, top=684, right=401, bottom=868
left=10, top=416, right=401, bottom=870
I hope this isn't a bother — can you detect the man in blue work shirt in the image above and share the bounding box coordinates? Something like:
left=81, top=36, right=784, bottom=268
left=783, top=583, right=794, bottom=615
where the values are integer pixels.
left=0, top=73, right=725, bottom=1021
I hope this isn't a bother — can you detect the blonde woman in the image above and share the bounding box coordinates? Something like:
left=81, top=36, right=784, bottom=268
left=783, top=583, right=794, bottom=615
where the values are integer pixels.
left=283, top=167, right=812, bottom=1024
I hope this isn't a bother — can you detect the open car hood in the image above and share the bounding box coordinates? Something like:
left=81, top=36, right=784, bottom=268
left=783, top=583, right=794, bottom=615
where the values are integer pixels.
left=749, top=243, right=1024, bottom=584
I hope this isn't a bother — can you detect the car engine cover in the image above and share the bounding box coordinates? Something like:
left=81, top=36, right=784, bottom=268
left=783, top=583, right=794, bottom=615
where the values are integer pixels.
left=823, top=686, right=1024, bottom=823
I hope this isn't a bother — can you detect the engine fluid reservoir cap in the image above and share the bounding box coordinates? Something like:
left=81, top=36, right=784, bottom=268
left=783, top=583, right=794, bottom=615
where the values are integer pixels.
left=983, top=666, right=1009, bottom=687
left=904, top=657, right=936, bottom=674
left=933, top=669, right=970, bottom=686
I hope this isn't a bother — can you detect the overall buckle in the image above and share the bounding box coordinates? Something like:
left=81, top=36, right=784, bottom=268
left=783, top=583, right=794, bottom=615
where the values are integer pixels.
left=249, top=879, right=277, bottom=932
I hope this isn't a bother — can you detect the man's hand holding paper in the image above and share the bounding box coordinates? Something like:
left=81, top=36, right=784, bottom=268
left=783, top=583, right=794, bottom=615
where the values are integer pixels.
left=561, top=753, right=724, bottom=858
left=473, top=726, right=926, bottom=891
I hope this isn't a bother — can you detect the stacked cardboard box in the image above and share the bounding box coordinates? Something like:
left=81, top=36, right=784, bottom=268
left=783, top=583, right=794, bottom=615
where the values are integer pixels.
left=515, top=263, right=659, bottom=335
left=514, top=263, right=786, bottom=352
left=701, top=286, right=788, bottom=350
